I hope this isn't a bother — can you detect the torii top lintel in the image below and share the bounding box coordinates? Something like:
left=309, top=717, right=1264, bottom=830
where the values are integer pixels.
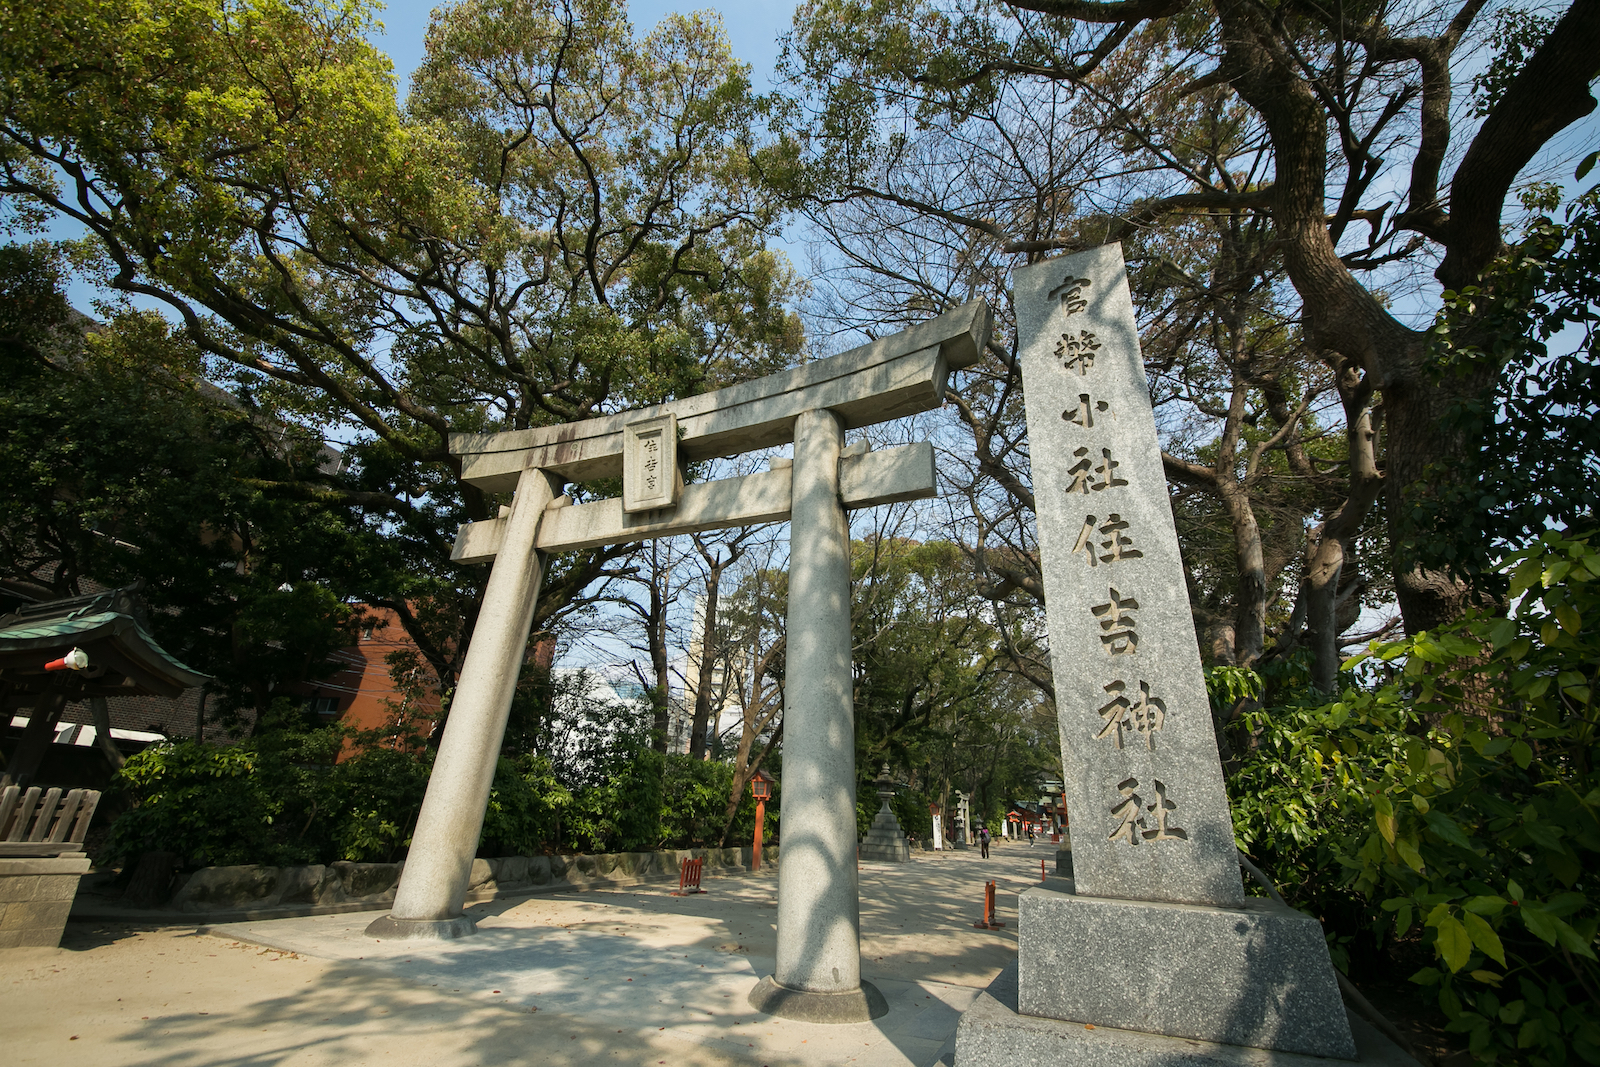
left=449, top=298, right=991, bottom=491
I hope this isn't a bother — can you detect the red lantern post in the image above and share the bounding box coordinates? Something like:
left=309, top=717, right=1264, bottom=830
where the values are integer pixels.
left=750, top=769, right=773, bottom=872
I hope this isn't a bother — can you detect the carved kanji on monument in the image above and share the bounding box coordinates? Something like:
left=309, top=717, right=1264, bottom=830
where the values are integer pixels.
left=1016, top=246, right=1243, bottom=907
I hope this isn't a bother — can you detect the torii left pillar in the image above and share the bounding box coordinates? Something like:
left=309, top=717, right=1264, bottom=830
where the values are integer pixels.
left=366, top=464, right=559, bottom=939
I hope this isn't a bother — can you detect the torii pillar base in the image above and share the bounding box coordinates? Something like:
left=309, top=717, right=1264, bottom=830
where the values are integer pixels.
left=747, top=975, right=889, bottom=1024
left=364, top=914, right=477, bottom=941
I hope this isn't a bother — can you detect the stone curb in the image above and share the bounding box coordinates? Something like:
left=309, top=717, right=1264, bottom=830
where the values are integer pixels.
left=69, top=846, right=778, bottom=926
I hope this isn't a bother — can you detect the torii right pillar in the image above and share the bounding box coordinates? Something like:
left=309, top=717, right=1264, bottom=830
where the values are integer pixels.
left=747, top=408, right=888, bottom=1022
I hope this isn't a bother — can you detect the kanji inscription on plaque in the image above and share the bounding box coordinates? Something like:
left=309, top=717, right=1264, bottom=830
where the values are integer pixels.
left=623, top=413, right=680, bottom=513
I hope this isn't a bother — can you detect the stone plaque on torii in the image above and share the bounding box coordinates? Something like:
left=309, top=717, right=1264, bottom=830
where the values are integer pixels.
left=364, top=299, right=991, bottom=1024
left=955, top=245, right=1400, bottom=1066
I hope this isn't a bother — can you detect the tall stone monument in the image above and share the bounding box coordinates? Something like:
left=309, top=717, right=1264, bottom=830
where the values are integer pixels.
left=956, top=245, right=1407, bottom=1066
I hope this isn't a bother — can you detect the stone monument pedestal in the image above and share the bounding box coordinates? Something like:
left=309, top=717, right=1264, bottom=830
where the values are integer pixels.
left=958, top=963, right=1420, bottom=1067
left=1017, top=886, right=1354, bottom=1058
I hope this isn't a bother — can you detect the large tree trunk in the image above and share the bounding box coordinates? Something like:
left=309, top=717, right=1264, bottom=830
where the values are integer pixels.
left=123, top=851, right=177, bottom=908
left=1381, top=369, right=1492, bottom=633
left=1215, top=0, right=1600, bottom=635
left=1218, top=480, right=1268, bottom=668
left=1217, top=6, right=1462, bottom=637
left=644, top=544, right=672, bottom=753
left=688, top=572, right=723, bottom=759
left=1304, top=376, right=1384, bottom=689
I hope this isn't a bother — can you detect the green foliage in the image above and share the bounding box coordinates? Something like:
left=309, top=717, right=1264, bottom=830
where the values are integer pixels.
left=1472, top=8, right=1558, bottom=118
left=659, top=755, right=761, bottom=851
left=1409, top=187, right=1600, bottom=586
left=849, top=536, right=1056, bottom=833
left=104, top=739, right=285, bottom=868
left=561, top=744, right=664, bottom=854
left=104, top=715, right=773, bottom=866
left=480, top=754, right=570, bottom=857
left=1225, top=532, right=1600, bottom=1064
left=322, top=745, right=432, bottom=861
left=0, top=245, right=420, bottom=720
left=103, top=702, right=432, bottom=867
left=1, top=0, right=809, bottom=717
left=555, top=748, right=768, bottom=854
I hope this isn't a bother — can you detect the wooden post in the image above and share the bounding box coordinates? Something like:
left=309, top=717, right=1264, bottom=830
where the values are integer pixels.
left=2, top=676, right=70, bottom=790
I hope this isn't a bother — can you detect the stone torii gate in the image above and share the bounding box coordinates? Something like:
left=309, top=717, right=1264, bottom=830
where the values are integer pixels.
left=365, top=299, right=990, bottom=1023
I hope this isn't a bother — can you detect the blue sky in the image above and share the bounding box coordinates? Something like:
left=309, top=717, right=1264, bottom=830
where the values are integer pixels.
left=367, top=1, right=798, bottom=93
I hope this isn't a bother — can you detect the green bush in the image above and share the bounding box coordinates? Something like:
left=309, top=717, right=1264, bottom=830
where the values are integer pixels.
left=103, top=739, right=286, bottom=868
left=1224, top=531, right=1600, bottom=1065
left=326, top=746, right=432, bottom=862
left=480, top=754, right=570, bottom=856
left=102, top=702, right=431, bottom=868
left=662, top=755, right=754, bottom=849
left=560, top=750, right=766, bottom=853
left=104, top=700, right=778, bottom=867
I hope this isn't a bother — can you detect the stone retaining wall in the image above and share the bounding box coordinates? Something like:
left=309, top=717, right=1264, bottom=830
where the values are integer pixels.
left=148, top=845, right=776, bottom=915
left=0, top=854, right=92, bottom=948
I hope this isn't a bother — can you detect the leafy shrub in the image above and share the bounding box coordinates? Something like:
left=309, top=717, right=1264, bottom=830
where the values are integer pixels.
left=104, top=698, right=777, bottom=868
left=1224, top=531, right=1600, bottom=1065
left=103, top=740, right=285, bottom=868
left=892, top=789, right=932, bottom=839
left=562, top=744, right=665, bottom=853
left=662, top=755, right=752, bottom=849
left=326, top=746, right=432, bottom=862
left=480, top=754, right=570, bottom=856
left=103, top=701, right=431, bottom=868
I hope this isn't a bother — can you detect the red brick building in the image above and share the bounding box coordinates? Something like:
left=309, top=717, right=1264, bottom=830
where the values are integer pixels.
left=296, top=606, right=442, bottom=757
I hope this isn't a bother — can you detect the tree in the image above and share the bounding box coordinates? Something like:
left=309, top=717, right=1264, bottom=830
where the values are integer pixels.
left=1413, top=182, right=1600, bottom=581
left=710, top=551, right=788, bottom=844
left=0, top=244, right=394, bottom=720
left=850, top=533, right=1056, bottom=831
left=0, top=0, right=805, bottom=703
left=686, top=525, right=758, bottom=758
left=781, top=11, right=1382, bottom=701
left=783, top=0, right=1600, bottom=638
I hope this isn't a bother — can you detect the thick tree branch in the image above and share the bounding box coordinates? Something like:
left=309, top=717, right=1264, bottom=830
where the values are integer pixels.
left=1001, top=186, right=1274, bottom=253
left=1005, top=0, right=1190, bottom=24
left=1436, top=1, right=1600, bottom=289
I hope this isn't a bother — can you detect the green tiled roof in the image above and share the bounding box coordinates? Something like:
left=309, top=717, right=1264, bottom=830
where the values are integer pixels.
left=0, top=601, right=210, bottom=691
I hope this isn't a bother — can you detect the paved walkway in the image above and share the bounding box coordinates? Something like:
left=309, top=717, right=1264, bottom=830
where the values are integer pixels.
left=5, top=842, right=1066, bottom=1067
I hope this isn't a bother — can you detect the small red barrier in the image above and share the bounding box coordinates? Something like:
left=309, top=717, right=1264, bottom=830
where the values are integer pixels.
left=973, top=880, right=1005, bottom=929
left=672, top=857, right=706, bottom=895
left=1041, top=859, right=1047, bottom=882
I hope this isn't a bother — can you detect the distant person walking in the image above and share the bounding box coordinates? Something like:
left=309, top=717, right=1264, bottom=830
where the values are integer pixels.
left=979, top=826, right=990, bottom=858
left=1027, top=826, right=1035, bottom=848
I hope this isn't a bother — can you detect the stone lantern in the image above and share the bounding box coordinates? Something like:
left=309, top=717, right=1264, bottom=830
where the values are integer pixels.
left=857, top=763, right=910, bottom=863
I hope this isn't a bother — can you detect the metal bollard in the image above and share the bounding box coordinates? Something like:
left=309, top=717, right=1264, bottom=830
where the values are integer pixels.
left=672, top=856, right=706, bottom=895
left=1040, top=859, right=1047, bottom=882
